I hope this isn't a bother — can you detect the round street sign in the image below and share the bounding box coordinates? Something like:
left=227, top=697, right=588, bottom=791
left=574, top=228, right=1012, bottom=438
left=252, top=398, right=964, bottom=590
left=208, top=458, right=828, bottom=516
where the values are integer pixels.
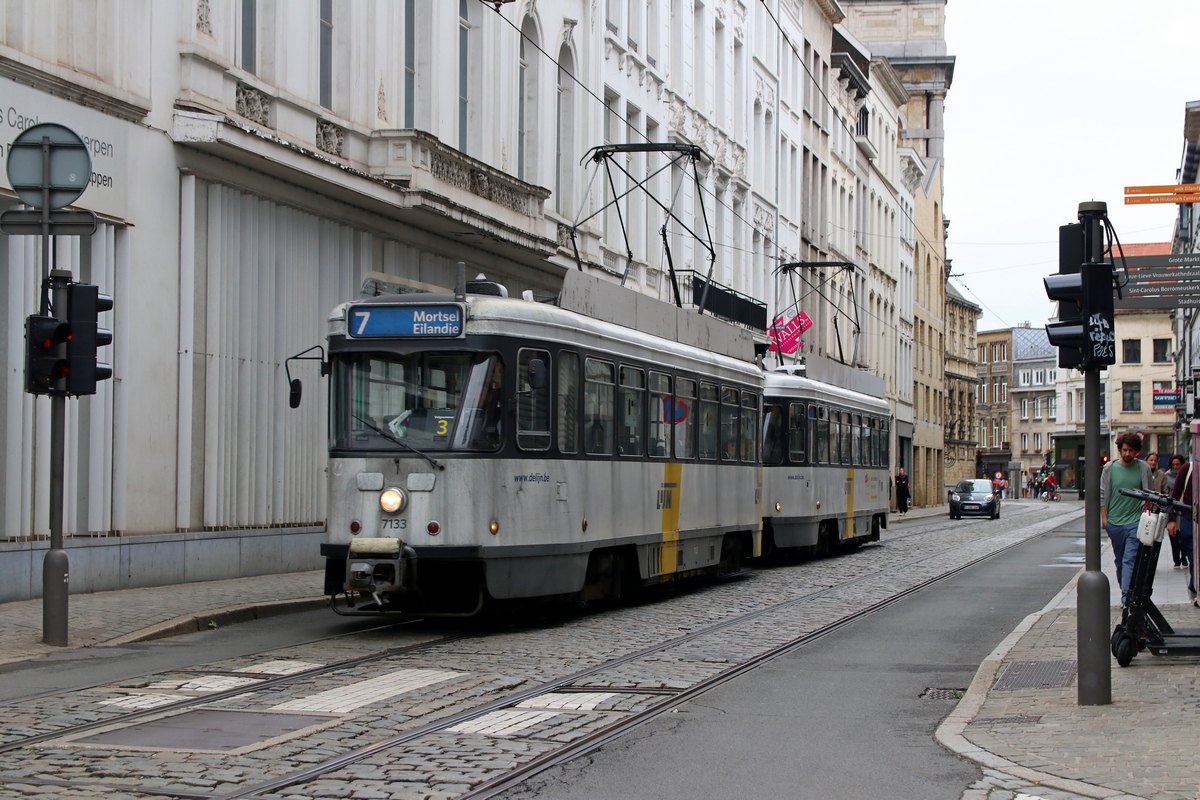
left=6, top=123, right=91, bottom=210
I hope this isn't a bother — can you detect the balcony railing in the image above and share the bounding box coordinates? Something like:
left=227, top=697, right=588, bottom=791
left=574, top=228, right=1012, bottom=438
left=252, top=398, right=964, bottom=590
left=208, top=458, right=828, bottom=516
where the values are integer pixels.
left=674, top=270, right=768, bottom=332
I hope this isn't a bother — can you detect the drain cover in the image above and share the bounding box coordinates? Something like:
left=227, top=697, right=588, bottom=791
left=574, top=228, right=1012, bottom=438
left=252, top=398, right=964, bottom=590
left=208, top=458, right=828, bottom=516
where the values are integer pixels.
left=920, top=687, right=964, bottom=700
left=971, top=715, right=1043, bottom=726
left=993, top=660, right=1077, bottom=691
left=78, top=709, right=332, bottom=751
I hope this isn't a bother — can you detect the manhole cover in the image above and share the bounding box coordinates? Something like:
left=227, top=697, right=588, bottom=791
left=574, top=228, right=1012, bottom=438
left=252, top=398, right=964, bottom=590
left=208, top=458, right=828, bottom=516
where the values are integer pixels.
left=970, top=715, right=1043, bottom=726
left=78, top=709, right=332, bottom=751
left=993, top=660, right=1077, bottom=691
left=920, top=687, right=964, bottom=700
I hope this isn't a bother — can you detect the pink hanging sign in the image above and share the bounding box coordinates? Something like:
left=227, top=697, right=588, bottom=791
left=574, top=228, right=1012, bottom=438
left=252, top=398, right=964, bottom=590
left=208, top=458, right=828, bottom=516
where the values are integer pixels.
left=767, top=312, right=813, bottom=354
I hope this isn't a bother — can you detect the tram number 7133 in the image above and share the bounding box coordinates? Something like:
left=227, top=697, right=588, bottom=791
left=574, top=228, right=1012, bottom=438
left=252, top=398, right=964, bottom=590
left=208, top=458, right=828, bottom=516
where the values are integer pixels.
left=381, top=519, right=408, bottom=530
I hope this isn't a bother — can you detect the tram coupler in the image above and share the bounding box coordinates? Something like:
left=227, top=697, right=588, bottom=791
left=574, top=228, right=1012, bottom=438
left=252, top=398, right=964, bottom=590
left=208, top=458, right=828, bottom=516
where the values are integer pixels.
left=344, top=538, right=418, bottom=605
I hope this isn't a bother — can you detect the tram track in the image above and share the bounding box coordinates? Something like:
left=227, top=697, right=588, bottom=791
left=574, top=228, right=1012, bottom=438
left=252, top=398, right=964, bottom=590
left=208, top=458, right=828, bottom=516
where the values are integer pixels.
left=212, top=506, right=1082, bottom=800
left=0, top=506, right=1081, bottom=800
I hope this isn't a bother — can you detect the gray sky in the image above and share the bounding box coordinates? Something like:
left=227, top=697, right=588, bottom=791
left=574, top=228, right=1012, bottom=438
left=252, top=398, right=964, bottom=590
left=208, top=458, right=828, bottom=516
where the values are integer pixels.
left=942, top=0, right=1199, bottom=331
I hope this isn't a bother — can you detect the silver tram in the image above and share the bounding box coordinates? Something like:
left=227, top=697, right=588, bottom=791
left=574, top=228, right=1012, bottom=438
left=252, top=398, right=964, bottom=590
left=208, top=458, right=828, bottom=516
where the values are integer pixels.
left=318, top=285, right=763, bottom=615
left=310, top=282, right=890, bottom=615
left=760, top=369, right=890, bottom=553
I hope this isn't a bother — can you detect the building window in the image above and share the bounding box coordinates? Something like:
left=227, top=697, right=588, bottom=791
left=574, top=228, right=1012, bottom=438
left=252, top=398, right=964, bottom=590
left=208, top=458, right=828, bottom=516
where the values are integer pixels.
left=458, top=0, right=470, bottom=152
left=979, top=344, right=987, bottom=363
left=999, top=376, right=1007, bottom=402
left=1034, top=369, right=1045, bottom=385
left=517, top=21, right=538, bottom=181
left=1019, top=370, right=1031, bottom=386
left=1021, top=398, right=1029, bottom=419
left=1153, top=339, right=1172, bottom=363
left=241, top=0, right=257, bottom=74
left=1021, top=433, right=1029, bottom=450
left=1048, top=369, right=1057, bottom=383
left=555, top=44, right=576, bottom=214
left=404, top=0, right=416, bottom=127
left=1000, top=418, right=1007, bottom=447
left=1034, top=432, right=1042, bottom=450
left=1033, top=398, right=1041, bottom=419
left=1122, top=381, right=1141, bottom=412
left=1048, top=396, right=1056, bottom=419
left=319, top=0, right=333, bottom=108
left=1122, top=339, right=1141, bottom=364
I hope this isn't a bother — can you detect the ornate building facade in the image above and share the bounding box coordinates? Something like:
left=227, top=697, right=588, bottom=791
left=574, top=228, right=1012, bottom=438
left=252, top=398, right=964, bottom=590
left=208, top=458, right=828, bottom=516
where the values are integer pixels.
left=944, top=283, right=980, bottom=488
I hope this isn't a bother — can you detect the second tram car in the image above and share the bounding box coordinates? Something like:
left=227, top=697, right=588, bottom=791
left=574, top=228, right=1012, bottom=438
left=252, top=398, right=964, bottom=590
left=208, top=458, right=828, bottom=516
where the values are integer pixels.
left=760, top=368, right=890, bottom=553
left=305, top=279, right=891, bottom=615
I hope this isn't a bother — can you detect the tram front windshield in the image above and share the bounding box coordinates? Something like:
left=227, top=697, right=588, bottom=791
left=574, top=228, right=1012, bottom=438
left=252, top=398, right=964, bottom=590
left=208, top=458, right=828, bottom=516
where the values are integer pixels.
left=332, top=352, right=503, bottom=451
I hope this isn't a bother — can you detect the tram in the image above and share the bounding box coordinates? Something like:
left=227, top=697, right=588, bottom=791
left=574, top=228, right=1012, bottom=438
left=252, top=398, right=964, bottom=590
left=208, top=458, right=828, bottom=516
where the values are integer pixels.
left=760, top=369, right=890, bottom=553
left=298, top=275, right=890, bottom=616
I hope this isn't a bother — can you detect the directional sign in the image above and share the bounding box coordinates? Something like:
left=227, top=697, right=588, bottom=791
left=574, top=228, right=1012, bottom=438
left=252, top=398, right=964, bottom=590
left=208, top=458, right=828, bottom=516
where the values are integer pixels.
left=1125, top=194, right=1200, bottom=205
left=1112, top=253, right=1200, bottom=309
left=0, top=208, right=96, bottom=236
left=1125, top=184, right=1200, bottom=194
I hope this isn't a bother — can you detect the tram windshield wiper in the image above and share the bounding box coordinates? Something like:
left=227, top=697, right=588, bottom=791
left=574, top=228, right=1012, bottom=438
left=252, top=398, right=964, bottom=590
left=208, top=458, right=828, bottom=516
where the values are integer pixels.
left=352, top=414, right=444, bottom=471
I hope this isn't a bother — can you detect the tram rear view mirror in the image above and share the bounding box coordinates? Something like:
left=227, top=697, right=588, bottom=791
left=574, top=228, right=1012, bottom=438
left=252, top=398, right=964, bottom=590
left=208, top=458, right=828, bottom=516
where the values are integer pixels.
left=289, top=379, right=303, bottom=409
left=528, top=359, right=547, bottom=391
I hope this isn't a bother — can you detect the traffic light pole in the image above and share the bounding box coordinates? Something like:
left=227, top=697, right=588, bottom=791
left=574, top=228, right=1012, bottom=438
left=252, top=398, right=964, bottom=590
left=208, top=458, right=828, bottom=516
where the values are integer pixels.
left=42, top=271, right=72, bottom=646
left=1076, top=201, right=1111, bottom=705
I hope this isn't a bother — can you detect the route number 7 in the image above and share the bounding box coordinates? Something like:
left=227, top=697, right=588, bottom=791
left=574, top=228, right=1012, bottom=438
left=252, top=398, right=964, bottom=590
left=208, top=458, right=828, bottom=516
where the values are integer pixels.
left=353, top=311, right=371, bottom=335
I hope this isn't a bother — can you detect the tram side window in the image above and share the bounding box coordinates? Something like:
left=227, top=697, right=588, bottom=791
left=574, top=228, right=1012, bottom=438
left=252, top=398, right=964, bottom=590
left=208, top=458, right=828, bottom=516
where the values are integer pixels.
left=648, top=372, right=672, bottom=458
left=698, top=382, right=719, bottom=460
left=676, top=378, right=697, bottom=459
left=557, top=351, right=580, bottom=454
left=852, top=414, right=862, bottom=466
left=830, top=409, right=841, bottom=464
left=740, top=392, right=758, bottom=463
left=844, top=412, right=854, bottom=462
left=619, top=366, right=646, bottom=456
left=720, top=387, right=740, bottom=461
left=517, top=349, right=551, bottom=450
left=789, top=403, right=806, bottom=464
left=762, top=405, right=785, bottom=465
left=816, top=406, right=829, bottom=464
left=867, top=418, right=876, bottom=467
left=584, top=359, right=615, bottom=455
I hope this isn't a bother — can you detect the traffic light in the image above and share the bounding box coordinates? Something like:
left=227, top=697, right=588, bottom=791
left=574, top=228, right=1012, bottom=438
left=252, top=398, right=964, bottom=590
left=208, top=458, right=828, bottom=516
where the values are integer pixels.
left=1048, top=224, right=1084, bottom=369
left=64, top=283, right=113, bottom=396
left=25, top=315, right=70, bottom=394
left=1044, top=247, right=1116, bottom=369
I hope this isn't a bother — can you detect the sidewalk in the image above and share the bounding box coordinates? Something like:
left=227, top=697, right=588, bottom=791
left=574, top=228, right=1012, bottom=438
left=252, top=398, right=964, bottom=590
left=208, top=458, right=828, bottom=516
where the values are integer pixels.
left=940, top=517, right=1200, bottom=800
left=0, top=570, right=325, bottom=666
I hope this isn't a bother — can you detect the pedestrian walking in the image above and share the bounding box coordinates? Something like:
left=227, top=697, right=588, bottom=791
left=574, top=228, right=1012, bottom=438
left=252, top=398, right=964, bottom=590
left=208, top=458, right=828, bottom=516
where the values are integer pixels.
left=895, top=468, right=910, bottom=516
left=1100, top=432, right=1153, bottom=607
left=1164, top=454, right=1188, bottom=570
left=1166, top=456, right=1198, bottom=606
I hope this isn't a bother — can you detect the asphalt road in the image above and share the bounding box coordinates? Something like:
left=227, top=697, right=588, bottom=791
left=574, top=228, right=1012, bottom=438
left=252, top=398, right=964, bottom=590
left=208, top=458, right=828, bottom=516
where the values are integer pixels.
left=498, top=514, right=1086, bottom=800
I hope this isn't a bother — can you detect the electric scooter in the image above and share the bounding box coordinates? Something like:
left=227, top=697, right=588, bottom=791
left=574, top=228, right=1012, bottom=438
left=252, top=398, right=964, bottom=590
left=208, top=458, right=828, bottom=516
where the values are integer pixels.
left=1110, top=487, right=1200, bottom=666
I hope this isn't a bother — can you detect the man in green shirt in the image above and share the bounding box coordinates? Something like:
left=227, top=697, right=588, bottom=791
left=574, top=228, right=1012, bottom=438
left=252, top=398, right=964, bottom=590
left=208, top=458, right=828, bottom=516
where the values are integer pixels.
left=1099, top=432, right=1153, bottom=605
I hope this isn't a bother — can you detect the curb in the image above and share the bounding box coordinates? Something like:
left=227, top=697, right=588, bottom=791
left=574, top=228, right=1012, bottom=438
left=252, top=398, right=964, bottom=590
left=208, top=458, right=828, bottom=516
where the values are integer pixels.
left=101, top=596, right=330, bottom=647
left=935, top=555, right=1146, bottom=800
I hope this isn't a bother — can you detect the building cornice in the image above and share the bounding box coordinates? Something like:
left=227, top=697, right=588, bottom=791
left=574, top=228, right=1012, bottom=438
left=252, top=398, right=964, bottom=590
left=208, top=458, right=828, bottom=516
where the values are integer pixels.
left=869, top=57, right=910, bottom=107
left=0, top=49, right=150, bottom=123
left=813, top=0, right=847, bottom=24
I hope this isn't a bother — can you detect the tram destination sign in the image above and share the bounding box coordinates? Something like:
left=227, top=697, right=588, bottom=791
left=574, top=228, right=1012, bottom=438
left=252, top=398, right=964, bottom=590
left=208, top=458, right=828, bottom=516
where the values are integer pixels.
left=347, top=304, right=465, bottom=338
left=1113, top=252, right=1200, bottom=310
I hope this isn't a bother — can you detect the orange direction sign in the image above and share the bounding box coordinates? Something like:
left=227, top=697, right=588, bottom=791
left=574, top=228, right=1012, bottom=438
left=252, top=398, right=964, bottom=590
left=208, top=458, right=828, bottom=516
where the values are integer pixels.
left=1125, top=184, right=1200, bottom=205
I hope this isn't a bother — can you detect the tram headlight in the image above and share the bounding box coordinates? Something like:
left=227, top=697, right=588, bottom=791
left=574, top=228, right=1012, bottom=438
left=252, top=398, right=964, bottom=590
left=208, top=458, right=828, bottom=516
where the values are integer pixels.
left=775, top=503, right=783, bottom=512
left=380, top=487, right=406, bottom=514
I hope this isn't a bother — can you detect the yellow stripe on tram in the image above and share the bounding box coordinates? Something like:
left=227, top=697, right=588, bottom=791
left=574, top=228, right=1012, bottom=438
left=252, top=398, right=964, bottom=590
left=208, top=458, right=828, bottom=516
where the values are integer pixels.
left=660, top=462, right=683, bottom=577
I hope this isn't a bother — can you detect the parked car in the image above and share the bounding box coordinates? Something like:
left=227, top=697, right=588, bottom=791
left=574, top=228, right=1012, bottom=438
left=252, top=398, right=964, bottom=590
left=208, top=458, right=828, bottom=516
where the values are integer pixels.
left=949, top=479, right=1000, bottom=520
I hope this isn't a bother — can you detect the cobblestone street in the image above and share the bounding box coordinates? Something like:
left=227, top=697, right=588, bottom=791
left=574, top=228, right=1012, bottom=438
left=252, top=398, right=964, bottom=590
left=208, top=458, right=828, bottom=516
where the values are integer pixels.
left=0, top=505, right=1079, bottom=800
